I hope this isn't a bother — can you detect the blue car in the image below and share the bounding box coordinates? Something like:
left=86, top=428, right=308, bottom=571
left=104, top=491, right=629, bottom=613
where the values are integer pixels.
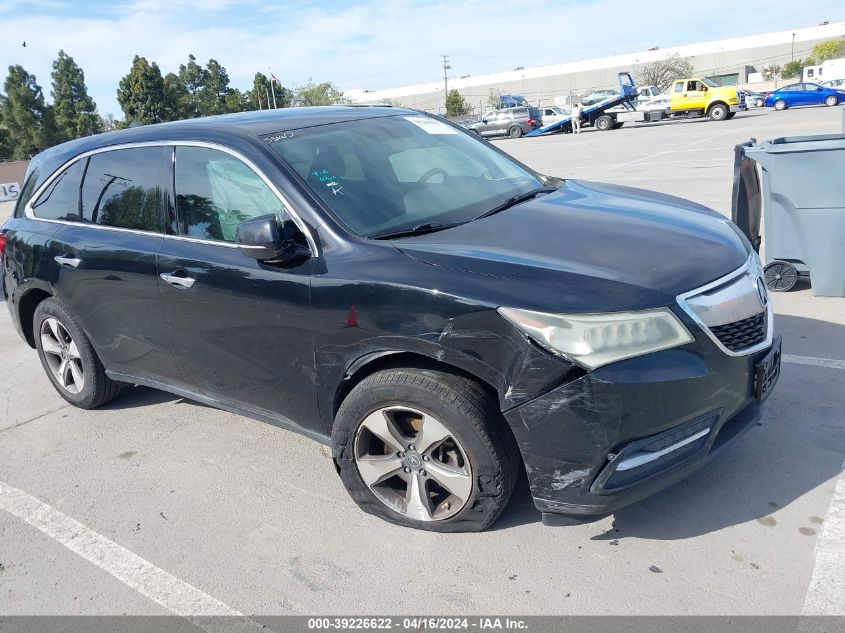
left=765, top=82, right=845, bottom=110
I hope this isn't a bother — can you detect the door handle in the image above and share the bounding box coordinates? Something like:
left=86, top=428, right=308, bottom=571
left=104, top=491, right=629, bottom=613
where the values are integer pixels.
left=160, top=272, right=196, bottom=289
left=54, top=255, right=82, bottom=268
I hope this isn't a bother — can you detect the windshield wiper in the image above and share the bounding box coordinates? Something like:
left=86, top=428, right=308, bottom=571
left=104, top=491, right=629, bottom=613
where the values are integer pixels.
left=474, top=186, right=558, bottom=220
left=369, top=222, right=464, bottom=240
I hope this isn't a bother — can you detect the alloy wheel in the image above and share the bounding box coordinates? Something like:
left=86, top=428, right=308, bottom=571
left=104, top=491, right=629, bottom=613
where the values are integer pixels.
left=353, top=406, right=473, bottom=521
left=40, top=317, right=85, bottom=394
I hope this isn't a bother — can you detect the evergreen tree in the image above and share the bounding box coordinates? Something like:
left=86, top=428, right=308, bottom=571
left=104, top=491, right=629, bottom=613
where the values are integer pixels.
left=199, top=58, right=230, bottom=115
left=163, top=72, right=189, bottom=121
left=1, top=65, right=52, bottom=159
left=117, top=56, right=167, bottom=125
left=445, top=89, right=470, bottom=116
left=51, top=50, right=100, bottom=140
left=178, top=54, right=207, bottom=118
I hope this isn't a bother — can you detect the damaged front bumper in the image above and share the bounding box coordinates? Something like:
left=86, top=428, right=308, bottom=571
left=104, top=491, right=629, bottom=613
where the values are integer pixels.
left=503, top=340, right=774, bottom=520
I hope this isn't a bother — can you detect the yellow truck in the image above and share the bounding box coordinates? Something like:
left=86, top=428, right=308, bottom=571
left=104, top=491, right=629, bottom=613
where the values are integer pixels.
left=670, top=77, right=741, bottom=121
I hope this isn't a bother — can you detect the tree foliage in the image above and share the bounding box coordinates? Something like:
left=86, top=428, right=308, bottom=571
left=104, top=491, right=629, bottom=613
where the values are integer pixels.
left=635, top=54, right=695, bottom=92
left=51, top=50, right=100, bottom=140
left=117, top=55, right=167, bottom=125
left=781, top=60, right=803, bottom=79
left=807, top=38, right=845, bottom=65
left=292, top=81, right=348, bottom=106
left=1, top=65, right=57, bottom=159
left=445, top=89, right=471, bottom=116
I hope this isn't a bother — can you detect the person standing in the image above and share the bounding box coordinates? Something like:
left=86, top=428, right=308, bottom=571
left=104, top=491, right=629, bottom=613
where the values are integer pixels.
left=571, top=102, right=583, bottom=134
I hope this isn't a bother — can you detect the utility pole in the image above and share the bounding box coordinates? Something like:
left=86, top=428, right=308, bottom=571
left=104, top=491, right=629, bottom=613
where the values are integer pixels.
left=442, top=53, right=451, bottom=110
left=792, top=33, right=796, bottom=61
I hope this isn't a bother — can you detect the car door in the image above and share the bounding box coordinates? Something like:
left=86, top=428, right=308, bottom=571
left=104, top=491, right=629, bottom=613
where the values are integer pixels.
left=683, top=80, right=706, bottom=109
left=156, top=143, right=321, bottom=433
left=28, top=145, right=179, bottom=383
left=804, top=83, right=826, bottom=105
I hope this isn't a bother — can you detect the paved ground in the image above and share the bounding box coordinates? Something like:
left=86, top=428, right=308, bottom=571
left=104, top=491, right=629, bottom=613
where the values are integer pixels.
left=1, top=106, right=844, bottom=617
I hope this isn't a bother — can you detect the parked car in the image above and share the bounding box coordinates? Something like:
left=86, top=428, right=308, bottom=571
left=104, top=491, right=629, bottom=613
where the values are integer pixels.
left=467, top=106, right=541, bottom=138
left=540, top=105, right=570, bottom=127
left=765, top=82, right=845, bottom=110
left=637, top=96, right=671, bottom=116
left=742, top=90, right=766, bottom=108
left=820, top=78, right=845, bottom=89
left=581, top=89, right=619, bottom=106
left=2, top=107, right=780, bottom=532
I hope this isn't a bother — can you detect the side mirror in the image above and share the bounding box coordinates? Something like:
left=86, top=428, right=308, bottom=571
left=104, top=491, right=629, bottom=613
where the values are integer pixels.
left=235, top=215, right=311, bottom=263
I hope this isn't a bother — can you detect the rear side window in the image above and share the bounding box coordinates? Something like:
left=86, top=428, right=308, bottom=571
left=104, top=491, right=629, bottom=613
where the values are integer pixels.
left=80, top=147, right=166, bottom=232
left=174, top=146, right=284, bottom=243
left=30, top=160, right=85, bottom=221
left=674, top=82, right=684, bottom=93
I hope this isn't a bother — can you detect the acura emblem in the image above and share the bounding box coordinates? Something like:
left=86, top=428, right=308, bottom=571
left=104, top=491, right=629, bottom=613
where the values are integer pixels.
left=755, top=276, right=768, bottom=307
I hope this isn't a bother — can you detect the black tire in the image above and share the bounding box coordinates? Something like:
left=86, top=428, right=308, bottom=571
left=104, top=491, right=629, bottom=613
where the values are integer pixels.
left=33, top=297, right=121, bottom=409
left=595, top=115, right=613, bottom=131
left=508, top=126, right=523, bottom=138
left=709, top=103, right=728, bottom=121
left=825, top=95, right=839, bottom=107
left=764, top=261, right=799, bottom=292
left=471, top=128, right=481, bottom=136
left=774, top=99, right=787, bottom=111
left=332, top=368, right=520, bottom=532
left=612, top=122, right=625, bottom=129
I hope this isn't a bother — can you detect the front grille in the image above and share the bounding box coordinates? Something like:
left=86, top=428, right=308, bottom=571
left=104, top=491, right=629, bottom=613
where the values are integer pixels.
left=710, top=312, right=766, bottom=352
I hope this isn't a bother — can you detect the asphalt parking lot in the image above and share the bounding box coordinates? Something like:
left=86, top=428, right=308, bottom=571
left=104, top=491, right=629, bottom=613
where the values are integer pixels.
left=1, top=106, right=844, bottom=617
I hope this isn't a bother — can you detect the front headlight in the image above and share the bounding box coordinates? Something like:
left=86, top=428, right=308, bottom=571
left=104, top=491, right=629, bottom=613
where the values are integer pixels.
left=498, top=307, right=694, bottom=371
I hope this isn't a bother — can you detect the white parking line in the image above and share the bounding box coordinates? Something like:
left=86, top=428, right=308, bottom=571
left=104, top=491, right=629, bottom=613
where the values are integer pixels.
left=784, top=354, right=845, bottom=370
left=0, top=480, right=242, bottom=616
left=802, top=461, right=845, bottom=615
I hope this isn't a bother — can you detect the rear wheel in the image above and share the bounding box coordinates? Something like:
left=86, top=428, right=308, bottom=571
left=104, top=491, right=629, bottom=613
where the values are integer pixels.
left=595, top=115, right=613, bottom=131
left=774, top=99, right=787, bottom=111
left=33, top=298, right=121, bottom=409
left=708, top=103, right=728, bottom=120
left=764, top=261, right=798, bottom=292
left=332, top=368, right=519, bottom=532
left=825, top=95, right=839, bottom=107
left=508, top=126, right=523, bottom=138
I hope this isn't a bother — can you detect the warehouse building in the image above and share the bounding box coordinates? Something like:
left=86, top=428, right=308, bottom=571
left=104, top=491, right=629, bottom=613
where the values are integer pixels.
left=346, top=22, right=845, bottom=113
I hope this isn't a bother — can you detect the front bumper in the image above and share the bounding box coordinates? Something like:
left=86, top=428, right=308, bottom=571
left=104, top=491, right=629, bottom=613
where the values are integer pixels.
left=503, top=338, right=775, bottom=518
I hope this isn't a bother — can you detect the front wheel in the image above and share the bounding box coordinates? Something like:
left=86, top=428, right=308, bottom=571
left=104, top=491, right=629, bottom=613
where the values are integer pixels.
left=332, top=368, right=519, bottom=532
left=825, top=95, right=839, bottom=107
left=34, top=298, right=122, bottom=409
left=709, top=103, right=728, bottom=120
left=508, top=126, right=523, bottom=138
left=774, top=99, right=787, bottom=111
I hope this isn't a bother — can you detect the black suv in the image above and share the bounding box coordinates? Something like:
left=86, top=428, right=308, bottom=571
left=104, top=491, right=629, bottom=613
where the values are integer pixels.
left=467, top=106, right=542, bottom=138
left=1, top=107, right=780, bottom=532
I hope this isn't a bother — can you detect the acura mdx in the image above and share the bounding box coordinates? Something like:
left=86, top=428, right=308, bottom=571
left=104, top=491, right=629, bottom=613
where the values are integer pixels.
left=1, top=107, right=780, bottom=532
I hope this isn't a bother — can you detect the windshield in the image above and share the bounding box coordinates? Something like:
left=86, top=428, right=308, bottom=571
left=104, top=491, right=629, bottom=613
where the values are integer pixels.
left=264, top=115, right=543, bottom=238
left=701, top=78, right=719, bottom=88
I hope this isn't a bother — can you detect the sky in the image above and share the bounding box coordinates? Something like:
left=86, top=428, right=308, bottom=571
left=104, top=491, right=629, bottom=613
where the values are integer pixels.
left=1, top=0, right=845, bottom=117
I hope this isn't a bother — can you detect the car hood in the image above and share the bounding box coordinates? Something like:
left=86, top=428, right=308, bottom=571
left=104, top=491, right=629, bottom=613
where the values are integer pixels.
left=394, top=180, right=749, bottom=313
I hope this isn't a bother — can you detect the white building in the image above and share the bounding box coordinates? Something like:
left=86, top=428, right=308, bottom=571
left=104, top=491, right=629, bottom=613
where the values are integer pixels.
left=347, top=22, right=845, bottom=113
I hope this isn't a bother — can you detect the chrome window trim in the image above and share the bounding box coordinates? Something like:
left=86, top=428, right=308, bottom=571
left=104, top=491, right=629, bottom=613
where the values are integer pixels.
left=24, top=139, right=318, bottom=254
left=676, top=253, right=774, bottom=357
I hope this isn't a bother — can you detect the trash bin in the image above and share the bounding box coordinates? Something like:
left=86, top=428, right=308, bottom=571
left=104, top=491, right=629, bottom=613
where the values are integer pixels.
left=732, top=134, right=845, bottom=297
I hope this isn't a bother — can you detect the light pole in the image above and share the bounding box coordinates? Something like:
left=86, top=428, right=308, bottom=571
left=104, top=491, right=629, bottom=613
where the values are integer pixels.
left=792, top=33, right=796, bottom=61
